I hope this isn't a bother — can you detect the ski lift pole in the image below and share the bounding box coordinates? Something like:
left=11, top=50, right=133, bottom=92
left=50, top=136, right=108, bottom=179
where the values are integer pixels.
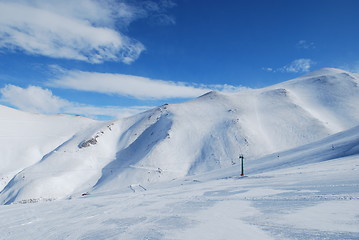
left=239, top=154, right=244, bottom=176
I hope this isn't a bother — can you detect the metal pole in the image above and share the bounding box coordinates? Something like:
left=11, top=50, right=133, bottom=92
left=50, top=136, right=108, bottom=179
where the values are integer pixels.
left=239, top=154, right=244, bottom=176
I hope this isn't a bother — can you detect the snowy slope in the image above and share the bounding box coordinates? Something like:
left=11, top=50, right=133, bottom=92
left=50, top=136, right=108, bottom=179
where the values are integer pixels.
left=0, top=131, right=358, bottom=239
left=190, top=123, right=359, bottom=182
left=0, top=105, right=96, bottom=191
left=1, top=68, right=359, bottom=204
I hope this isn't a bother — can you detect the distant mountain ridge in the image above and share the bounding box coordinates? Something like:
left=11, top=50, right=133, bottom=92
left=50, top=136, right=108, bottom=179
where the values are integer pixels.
left=1, top=68, right=359, bottom=204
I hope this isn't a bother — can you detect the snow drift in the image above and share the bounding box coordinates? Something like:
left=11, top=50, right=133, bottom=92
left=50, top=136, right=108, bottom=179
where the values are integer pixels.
left=1, top=68, right=359, bottom=204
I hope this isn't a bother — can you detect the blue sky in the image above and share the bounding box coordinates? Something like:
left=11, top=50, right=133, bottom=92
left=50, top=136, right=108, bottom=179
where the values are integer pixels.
left=0, top=0, right=358, bottom=120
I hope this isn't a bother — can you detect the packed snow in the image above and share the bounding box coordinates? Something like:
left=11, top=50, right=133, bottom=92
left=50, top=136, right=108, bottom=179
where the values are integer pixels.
left=0, top=68, right=358, bottom=239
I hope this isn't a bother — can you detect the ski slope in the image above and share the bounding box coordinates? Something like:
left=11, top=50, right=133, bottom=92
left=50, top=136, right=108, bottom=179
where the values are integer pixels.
left=1, top=68, right=359, bottom=204
left=0, top=128, right=358, bottom=239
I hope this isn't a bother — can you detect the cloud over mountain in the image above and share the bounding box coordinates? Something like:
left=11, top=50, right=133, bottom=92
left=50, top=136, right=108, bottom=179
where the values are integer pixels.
left=48, top=68, right=244, bottom=100
left=0, top=84, right=152, bottom=119
left=280, top=58, right=315, bottom=73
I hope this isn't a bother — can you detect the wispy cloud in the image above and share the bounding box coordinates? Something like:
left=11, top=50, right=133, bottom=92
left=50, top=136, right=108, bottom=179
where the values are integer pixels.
left=201, top=84, right=250, bottom=93
left=264, top=59, right=316, bottom=74
left=280, top=59, right=315, bottom=73
left=262, top=67, right=274, bottom=72
left=48, top=68, right=244, bottom=100
left=0, top=84, right=152, bottom=119
left=138, top=0, right=176, bottom=25
left=296, top=40, right=315, bottom=49
left=0, top=0, right=174, bottom=64
left=0, top=84, right=71, bottom=114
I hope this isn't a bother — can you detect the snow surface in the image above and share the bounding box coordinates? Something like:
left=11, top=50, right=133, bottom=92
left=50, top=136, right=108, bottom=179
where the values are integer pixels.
left=0, top=105, right=97, bottom=192
left=0, top=68, right=359, bottom=239
left=0, top=141, right=358, bottom=239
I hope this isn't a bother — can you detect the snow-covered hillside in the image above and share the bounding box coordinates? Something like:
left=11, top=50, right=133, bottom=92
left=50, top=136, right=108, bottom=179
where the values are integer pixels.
left=0, top=124, right=358, bottom=239
left=1, top=68, right=359, bottom=204
left=0, top=105, right=96, bottom=191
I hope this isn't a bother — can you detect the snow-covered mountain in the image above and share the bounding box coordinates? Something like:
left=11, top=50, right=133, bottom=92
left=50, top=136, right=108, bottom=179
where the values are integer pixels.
left=1, top=68, right=359, bottom=204
left=0, top=106, right=96, bottom=190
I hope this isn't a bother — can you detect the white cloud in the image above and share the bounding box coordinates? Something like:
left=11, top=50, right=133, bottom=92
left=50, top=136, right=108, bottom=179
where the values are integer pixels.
left=48, top=69, right=213, bottom=99
left=279, top=59, right=315, bottom=73
left=0, top=0, right=173, bottom=63
left=0, top=84, right=71, bottom=114
left=48, top=68, right=246, bottom=99
left=296, top=40, right=315, bottom=49
left=263, top=59, right=315, bottom=74
left=262, top=67, right=274, bottom=72
left=138, top=0, right=176, bottom=25
left=0, top=84, right=152, bottom=119
left=202, top=84, right=250, bottom=93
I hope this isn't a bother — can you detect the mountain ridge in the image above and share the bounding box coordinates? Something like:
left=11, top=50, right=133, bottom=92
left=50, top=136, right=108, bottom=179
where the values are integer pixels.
left=1, top=68, right=359, bottom=204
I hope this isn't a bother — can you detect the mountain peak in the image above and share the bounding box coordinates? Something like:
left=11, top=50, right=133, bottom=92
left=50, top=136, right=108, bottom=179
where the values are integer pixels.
left=270, top=68, right=357, bottom=90
left=298, top=68, right=354, bottom=79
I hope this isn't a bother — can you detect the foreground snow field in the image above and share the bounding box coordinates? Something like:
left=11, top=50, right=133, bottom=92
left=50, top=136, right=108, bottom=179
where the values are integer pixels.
left=0, top=68, right=359, bottom=239
left=0, top=153, right=358, bottom=239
